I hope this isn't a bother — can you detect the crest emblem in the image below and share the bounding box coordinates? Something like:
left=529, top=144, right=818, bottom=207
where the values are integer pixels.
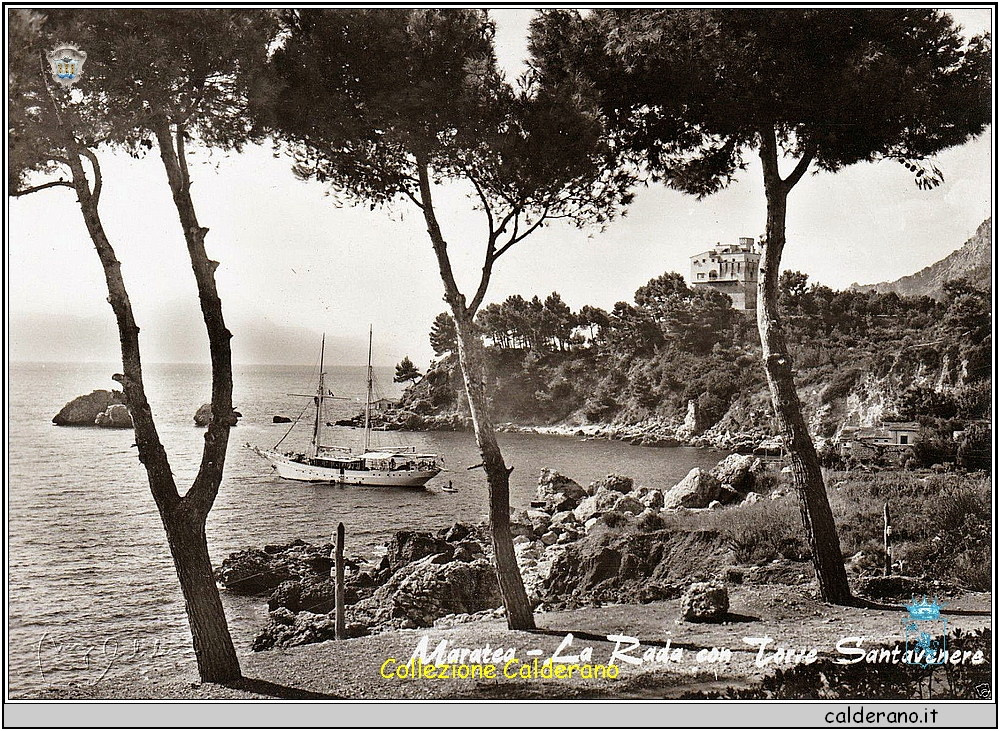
left=902, top=596, right=947, bottom=667
left=46, top=44, right=87, bottom=88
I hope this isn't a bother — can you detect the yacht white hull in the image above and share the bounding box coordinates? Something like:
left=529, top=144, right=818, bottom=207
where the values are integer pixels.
left=249, top=332, right=441, bottom=489
left=253, top=447, right=439, bottom=487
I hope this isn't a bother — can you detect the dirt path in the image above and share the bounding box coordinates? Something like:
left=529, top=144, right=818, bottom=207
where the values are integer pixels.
left=23, top=584, right=990, bottom=700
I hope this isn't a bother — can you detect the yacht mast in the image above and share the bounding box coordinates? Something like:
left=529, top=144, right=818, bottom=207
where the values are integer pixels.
left=313, top=334, right=326, bottom=458
left=363, top=325, right=373, bottom=453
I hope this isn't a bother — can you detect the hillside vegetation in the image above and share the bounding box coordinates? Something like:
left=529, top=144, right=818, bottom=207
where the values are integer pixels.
left=396, top=262, right=989, bottom=466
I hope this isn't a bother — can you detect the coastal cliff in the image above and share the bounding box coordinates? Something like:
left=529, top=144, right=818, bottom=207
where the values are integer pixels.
left=380, top=268, right=989, bottom=458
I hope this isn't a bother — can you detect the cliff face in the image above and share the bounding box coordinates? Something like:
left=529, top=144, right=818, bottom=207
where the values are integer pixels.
left=851, top=218, right=992, bottom=299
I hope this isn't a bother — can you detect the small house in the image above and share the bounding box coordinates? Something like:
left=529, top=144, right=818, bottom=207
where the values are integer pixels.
left=837, top=421, right=920, bottom=462
left=369, top=397, right=397, bottom=414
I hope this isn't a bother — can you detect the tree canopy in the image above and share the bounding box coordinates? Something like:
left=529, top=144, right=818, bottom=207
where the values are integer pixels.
left=264, top=8, right=636, bottom=631
left=530, top=8, right=991, bottom=606
left=532, top=9, right=991, bottom=195
left=394, top=356, right=422, bottom=384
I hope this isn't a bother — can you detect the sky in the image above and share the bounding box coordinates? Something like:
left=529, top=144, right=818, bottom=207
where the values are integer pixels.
left=6, top=7, right=995, bottom=367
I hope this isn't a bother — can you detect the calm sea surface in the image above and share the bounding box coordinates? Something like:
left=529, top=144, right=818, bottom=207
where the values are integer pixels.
left=7, top=361, right=721, bottom=695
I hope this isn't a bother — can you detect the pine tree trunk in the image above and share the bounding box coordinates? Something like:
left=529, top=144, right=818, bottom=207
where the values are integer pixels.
left=452, top=310, right=536, bottom=630
left=758, top=167, right=852, bottom=605
left=414, top=161, right=535, bottom=630
left=163, top=507, right=241, bottom=682
left=67, top=145, right=243, bottom=682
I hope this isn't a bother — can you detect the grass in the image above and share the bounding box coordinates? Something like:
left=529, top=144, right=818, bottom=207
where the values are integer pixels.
left=661, top=470, right=991, bottom=592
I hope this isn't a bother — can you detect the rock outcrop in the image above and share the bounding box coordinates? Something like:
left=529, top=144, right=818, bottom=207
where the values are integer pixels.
left=587, top=474, right=634, bottom=495
left=53, top=390, right=128, bottom=427
left=536, top=469, right=588, bottom=512
left=573, top=489, right=623, bottom=523
left=216, top=539, right=333, bottom=595
left=252, top=609, right=368, bottom=651
left=237, top=523, right=501, bottom=649
left=379, top=530, right=453, bottom=576
left=662, top=468, right=721, bottom=510
left=240, top=461, right=779, bottom=651
left=710, top=453, right=765, bottom=495
left=355, top=555, right=502, bottom=629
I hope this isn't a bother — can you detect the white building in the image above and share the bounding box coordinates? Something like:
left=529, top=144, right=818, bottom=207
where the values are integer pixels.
left=689, top=236, right=761, bottom=311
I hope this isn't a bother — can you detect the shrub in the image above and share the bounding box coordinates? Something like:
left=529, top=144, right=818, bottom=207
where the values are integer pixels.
left=911, top=430, right=956, bottom=468
left=956, top=423, right=991, bottom=473
left=714, top=500, right=802, bottom=565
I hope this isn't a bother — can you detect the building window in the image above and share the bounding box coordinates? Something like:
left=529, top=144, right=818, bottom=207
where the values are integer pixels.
left=697, top=273, right=705, bottom=279
left=899, top=435, right=908, bottom=445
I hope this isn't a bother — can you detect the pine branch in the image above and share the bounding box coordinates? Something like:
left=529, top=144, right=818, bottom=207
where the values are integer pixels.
left=12, top=180, right=73, bottom=196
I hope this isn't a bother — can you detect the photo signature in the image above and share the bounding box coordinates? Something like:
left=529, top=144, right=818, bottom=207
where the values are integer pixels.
left=35, top=632, right=185, bottom=685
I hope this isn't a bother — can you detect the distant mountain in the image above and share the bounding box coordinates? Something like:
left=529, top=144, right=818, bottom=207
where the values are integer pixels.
left=851, top=218, right=992, bottom=299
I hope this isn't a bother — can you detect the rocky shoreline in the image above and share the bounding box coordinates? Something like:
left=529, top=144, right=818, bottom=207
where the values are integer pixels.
left=340, top=406, right=776, bottom=454
left=216, top=453, right=782, bottom=652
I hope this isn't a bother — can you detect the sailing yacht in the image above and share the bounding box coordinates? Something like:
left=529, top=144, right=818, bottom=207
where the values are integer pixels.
left=249, top=330, right=441, bottom=487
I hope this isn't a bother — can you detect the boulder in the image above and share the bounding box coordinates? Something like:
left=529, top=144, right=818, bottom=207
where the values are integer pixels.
left=613, top=494, right=645, bottom=516
left=536, top=469, right=588, bottom=513
left=587, top=474, right=634, bottom=496
left=218, top=539, right=339, bottom=596
left=444, top=522, right=474, bottom=543
left=662, top=468, right=721, bottom=510
left=628, top=487, right=664, bottom=512
left=252, top=609, right=367, bottom=651
left=94, top=403, right=133, bottom=428
left=549, top=510, right=578, bottom=529
left=268, top=580, right=302, bottom=613
left=526, top=509, right=552, bottom=537
left=742, top=492, right=763, bottom=505
left=217, top=548, right=293, bottom=595
left=53, top=389, right=127, bottom=426
left=297, top=577, right=341, bottom=614
left=711, top=454, right=765, bottom=495
left=194, top=403, right=212, bottom=427
left=573, top=487, right=622, bottom=523
left=362, top=555, right=502, bottom=628
left=680, top=582, right=729, bottom=623
left=454, top=540, right=486, bottom=560
left=381, top=530, right=452, bottom=576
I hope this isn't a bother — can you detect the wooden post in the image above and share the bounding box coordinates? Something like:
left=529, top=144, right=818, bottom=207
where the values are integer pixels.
left=335, top=522, right=346, bottom=640
left=883, top=502, right=892, bottom=577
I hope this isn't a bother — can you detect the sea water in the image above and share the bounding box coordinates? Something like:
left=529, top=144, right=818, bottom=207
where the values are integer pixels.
left=6, top=361, right=721, bottom=695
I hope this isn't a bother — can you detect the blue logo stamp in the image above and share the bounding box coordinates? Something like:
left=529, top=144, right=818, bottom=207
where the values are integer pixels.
left=46, top=44, right=87, bottom=88
left=902, top=596, right=947, bottom=667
